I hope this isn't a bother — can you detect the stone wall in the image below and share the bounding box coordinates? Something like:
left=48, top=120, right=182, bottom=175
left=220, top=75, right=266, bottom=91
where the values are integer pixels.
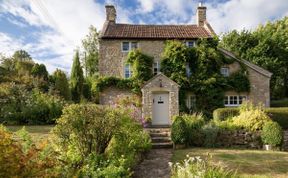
left=99, top=87, right=137, bottom=105
left=216, top=130, right=262, bottom=149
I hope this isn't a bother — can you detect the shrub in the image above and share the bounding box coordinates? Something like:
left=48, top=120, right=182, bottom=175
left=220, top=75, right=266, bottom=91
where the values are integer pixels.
left=0, top=125, right=59, bottom=178
left=171, top=116, right=187, bottom=145
left=271, top=99, right=288, bottom=107
left=233, top=108, right=271, bottom=131
left=202, top=122, right=219, bottom=147
left=213, top=108, right=239, bottom=122
left=265, top=107, right=288, bottom=129
left=0, top=83, right=65, bottom=124
left=182, top=113, right=205, bottom=146
left=170, top=155, right=238, bottom=178
left=261, top=122, right=283, bottom=146
left=213, top=107, right=288, bottom=129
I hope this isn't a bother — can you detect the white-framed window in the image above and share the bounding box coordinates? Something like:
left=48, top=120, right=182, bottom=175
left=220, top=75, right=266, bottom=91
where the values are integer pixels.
left=186, top=63, right=192, bottom=77
left=185, top=41, right=196, bottom=48
left=224, top=95, right=247, bottom=106
left=153, top=61, right=160, bottom=75
left=221, top=67, right=229, bottom=77
left=186, top=94, right=196, bottom=109
left=122, top=42, right=138, bottom=52
left=124, top=64, right=132, bottom=78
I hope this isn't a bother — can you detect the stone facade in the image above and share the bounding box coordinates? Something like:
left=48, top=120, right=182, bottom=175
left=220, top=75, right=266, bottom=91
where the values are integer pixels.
left=141, top=74, right=179, bottom=123
left=99, top=87, right=137, bottom=105
left=99, top=40, right=164, bottom=78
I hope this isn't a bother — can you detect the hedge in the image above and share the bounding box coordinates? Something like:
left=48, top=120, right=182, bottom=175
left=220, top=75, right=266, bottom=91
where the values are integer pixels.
left=213, top=107, right=288, bottom=129
left=213, top=108, right=240, bottom=122
left=271, top=99, right=288, bottom=107
left=265, top=108, right=288, bottom=129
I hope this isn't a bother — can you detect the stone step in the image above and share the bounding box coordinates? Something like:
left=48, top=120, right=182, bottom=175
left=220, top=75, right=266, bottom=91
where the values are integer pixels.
left=152, top=142, right=173, bottom=149
left=149, top=132, right=170, bottom=137
left=145, top=128, right=171, bottom=133
left=151, top=137, right=171, bottom=143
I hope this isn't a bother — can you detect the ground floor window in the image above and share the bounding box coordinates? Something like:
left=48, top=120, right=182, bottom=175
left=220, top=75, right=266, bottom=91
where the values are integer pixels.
left=224, top=95, right=247, bottom=106
left=186, top=94, right=196, bottom=109
left=153, top=61, right=160, bottom=75
left=124, top=64, right=133, bottom=78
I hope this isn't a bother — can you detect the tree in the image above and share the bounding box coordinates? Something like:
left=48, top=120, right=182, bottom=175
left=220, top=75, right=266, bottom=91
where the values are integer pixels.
left=52, top=69, right=71, bottom=100
left=13, top=50, right=32, bottom=61
left=70, top=50, right=84, bottom=103
left=220, top=17, right=288, bottom=99
left=31, top=63, right=49, bottom=81
left=81, top=25, right=99, bottom=77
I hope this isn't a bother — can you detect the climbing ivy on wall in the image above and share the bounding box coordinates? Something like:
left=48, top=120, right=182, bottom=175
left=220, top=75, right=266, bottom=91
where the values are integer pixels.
left=96, top=49, right=154, bottom=95
left=161, top=38, right=250, bottom=117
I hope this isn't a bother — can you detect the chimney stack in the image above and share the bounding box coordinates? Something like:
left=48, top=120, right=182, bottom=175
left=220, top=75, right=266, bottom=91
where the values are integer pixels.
left=105, top=5, right=116, bottom=23
left=196, top=2, right=206, bottom=26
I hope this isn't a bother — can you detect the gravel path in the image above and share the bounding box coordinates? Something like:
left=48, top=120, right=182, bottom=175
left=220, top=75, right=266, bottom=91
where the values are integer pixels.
left=133, top=149, right=173, bottom=178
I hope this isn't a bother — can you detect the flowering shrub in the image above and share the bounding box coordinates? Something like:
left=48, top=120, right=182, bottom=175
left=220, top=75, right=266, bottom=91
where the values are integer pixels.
left=170, top=155, right=238, bottom=178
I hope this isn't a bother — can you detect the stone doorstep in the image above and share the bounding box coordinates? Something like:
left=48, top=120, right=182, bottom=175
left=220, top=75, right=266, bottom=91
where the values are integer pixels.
left=151, top=137, right=171, bottom=143
left=152, top=142, right=173, bottom=149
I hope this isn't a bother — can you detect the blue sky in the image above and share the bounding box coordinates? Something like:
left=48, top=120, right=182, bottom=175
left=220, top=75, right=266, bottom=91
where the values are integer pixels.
left=0, top=0, right=288, bottom=73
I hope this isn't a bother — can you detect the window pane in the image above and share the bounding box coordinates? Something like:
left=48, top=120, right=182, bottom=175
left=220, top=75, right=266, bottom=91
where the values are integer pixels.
left=229, top=96, right=234, bottom=105
left=186, top=63, right=191, bottom=77
left=187, top=41, right=194, bottom=47
left=190, top=95, right=196, bottom=108
left=153, top=62, right=158, bottom=75
left=122, top=42, right=129, bottom=51
left=221, top=67, right=229, bottom=77
left=233, top=96, right=238, bottom=104
left=224, top=96, right=229, bottom=105
left=124, top=64, right=131, bottom=78
left=131, top=42, right=138, bottom=49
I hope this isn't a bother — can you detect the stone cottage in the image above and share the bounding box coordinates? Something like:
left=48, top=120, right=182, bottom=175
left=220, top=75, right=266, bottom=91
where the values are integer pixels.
left=98, top=4, right=272, bottom=126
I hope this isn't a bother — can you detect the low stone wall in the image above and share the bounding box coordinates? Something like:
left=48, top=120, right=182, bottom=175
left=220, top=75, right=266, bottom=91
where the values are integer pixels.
left=99, top=87, right=137, bottom=105
left=216, top=130, right=262, bottom=149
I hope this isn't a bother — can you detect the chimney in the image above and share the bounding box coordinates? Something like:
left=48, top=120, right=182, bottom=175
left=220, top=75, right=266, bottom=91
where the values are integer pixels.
left=196, top=2, right=206, bottom=26
left=105, top=5, right=116, bottom=23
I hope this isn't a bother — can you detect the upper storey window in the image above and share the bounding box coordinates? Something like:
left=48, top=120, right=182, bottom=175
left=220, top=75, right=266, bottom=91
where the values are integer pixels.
left=122, top=42, right=138, bottom=52
left=221, top=67, right=230, bottom=77
left=185, top=41, right=196, bottom=48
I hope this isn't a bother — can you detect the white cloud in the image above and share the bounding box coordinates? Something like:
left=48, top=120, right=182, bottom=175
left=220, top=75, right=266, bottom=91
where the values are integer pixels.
left=0, top=0, right=130, bottom=74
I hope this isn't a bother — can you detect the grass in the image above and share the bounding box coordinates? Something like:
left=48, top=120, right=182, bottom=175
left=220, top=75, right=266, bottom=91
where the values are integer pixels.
left=6, top=125, right=54, bottom=142
left=172, top=148, right=288, bottom=178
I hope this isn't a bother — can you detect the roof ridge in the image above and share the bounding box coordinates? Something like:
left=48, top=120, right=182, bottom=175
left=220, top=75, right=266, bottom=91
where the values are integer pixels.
left=115, top=23, right=199, bottom=26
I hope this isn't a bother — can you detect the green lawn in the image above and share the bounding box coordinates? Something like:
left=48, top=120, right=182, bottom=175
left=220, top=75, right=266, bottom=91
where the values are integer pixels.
left=6, top=125, right=54, bottom=142
left=172, top=148, right=288, bottom=178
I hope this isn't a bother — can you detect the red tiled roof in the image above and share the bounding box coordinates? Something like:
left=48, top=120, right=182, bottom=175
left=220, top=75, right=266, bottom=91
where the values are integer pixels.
left=101, top=23, right=212, bottom=39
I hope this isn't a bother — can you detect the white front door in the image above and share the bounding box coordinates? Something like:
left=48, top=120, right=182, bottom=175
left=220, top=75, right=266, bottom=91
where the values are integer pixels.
left=152, top=93, right=169, bottom=125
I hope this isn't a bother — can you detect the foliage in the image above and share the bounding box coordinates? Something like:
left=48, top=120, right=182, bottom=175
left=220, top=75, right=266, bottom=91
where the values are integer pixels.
left=170, top=155, right=238, bottom=178
left=225, top=70, right=250, bottom=92
left=161, top=39, right=250, bottom=116
left=171, top=116, right=187, bottom=145
left=182, top=113, right=205, bottom=146
left=202, top=122, right=219, bottom=148
left=233, top=105, right=271, bottom=131
left=51, top=69, right=71, bottom=100
left=271, top=99, right=288, bottom=107
left=265, top=107, right=288, bottom=129
left=31, top=63, right=49, bottom=81
left=70, top=50, right=84, bottom=103
left=220, top=17, right=288, bottom=99
left=0, top=125, right=59, bottom=178
left=95, top=76, right=138, bottom=94
left=13, top=50, right=32, bottom=61
left=0, top=83, right=65, bottom=124
left=213, top=108, right=240, bottom=122
left=81, top=25, right=99, bottom=77
left=261, top=121, right=283, bottom=146
left=53, top=103, right=151, bottom=177
left=127, top=49, right=154, bottom=82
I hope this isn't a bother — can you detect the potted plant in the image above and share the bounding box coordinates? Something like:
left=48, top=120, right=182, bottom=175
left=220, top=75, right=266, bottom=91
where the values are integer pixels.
left=261, top=121, right=283, bottom=150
